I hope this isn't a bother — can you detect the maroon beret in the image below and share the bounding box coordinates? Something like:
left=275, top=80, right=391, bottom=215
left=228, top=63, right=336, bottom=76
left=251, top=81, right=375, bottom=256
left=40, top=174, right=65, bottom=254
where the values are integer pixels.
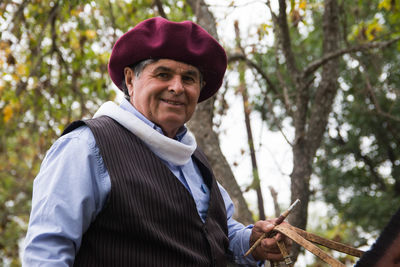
left=108, top=17, right=227, bottom=102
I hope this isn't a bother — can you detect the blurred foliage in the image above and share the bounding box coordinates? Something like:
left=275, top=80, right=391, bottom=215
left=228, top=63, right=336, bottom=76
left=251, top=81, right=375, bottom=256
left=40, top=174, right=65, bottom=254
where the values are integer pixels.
left=230, top=0, right=400, bottom=260
left=314, top=0, right=400, bottom=233
left=0, top=0, right=192, bottom=265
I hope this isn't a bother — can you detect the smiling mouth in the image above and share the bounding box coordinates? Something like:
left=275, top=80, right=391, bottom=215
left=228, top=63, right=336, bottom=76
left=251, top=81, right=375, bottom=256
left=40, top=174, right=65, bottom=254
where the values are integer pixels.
left=161, top=99, right=184, bottom=106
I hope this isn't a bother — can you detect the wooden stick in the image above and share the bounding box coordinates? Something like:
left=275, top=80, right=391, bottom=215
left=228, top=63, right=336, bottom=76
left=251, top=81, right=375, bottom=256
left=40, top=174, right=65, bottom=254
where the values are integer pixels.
left=284, top=224, right=364, bottom=257
left=244, top=199, right=300, bottom=257
left=275, top=224, right=346, bottom=267
left=276, top=240, right=294, bottom=267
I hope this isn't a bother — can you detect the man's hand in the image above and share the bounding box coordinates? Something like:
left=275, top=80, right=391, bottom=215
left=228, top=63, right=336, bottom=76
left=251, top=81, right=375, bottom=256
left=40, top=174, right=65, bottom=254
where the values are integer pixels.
left=249, top=219, right=292, bottom=261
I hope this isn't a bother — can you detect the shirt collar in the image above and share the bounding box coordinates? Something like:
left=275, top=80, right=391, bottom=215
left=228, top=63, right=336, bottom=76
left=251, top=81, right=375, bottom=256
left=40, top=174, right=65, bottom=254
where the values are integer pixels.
left=119, top=98, right=187, bottom=141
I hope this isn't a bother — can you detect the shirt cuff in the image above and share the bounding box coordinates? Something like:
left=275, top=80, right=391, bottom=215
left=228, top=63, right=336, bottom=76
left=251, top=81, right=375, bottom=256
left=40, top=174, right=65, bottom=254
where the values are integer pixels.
left=232, top=225, right=260, bottom=266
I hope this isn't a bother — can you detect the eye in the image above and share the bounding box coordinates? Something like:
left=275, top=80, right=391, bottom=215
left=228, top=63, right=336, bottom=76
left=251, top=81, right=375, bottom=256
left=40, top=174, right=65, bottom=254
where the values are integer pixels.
left=156, top=72, right=170, bottom=79
left=182, top=75, right=196, bottom=84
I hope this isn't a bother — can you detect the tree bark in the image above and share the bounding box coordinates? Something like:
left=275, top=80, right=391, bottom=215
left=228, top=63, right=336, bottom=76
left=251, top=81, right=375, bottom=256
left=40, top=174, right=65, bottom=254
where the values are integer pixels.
left=186, top=0, right=253, bottom=225
left=287, top=0, right=341, bottom=261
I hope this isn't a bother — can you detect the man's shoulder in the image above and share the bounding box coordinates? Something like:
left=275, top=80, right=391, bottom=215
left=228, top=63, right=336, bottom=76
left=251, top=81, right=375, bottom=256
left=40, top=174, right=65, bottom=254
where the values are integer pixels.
left=40, top=124, right=99, bottom=171
left=61, top=123, right=91, bottom=139
left=57, top=124, right=97, bottom=150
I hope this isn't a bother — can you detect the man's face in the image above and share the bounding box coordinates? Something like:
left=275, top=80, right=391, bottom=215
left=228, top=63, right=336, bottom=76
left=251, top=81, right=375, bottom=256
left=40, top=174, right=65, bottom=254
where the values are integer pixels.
left=125, top=59, right=202, bottom=138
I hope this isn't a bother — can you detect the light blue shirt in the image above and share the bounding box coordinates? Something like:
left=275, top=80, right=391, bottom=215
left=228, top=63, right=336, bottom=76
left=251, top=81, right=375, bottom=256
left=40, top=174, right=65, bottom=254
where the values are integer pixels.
left=23, top=99, right=257, bottom=266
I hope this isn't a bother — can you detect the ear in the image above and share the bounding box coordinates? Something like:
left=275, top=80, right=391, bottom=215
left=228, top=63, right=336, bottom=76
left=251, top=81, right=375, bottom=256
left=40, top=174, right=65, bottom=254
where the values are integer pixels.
left=124, top=67, right=135, bottom=97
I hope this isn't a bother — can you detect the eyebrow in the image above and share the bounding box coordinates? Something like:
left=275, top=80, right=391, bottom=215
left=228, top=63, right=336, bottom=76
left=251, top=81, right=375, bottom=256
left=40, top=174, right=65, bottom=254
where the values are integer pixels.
left=153, top=66, right=200, bottom=78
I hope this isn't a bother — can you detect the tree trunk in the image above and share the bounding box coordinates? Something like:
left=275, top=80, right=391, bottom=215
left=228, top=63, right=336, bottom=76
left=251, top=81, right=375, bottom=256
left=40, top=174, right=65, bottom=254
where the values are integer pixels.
left=186, top=0, right=253, bottom=225
left=288, top=138, right=312, bottom=260
left=288, top=0, right=340, bottom=261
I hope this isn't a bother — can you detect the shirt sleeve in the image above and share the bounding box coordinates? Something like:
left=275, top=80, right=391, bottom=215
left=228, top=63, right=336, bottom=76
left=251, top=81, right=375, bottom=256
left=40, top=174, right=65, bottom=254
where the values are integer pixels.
left=22, top=126, right=110, bottom=267
left=218, top=184, right=259, bottom=266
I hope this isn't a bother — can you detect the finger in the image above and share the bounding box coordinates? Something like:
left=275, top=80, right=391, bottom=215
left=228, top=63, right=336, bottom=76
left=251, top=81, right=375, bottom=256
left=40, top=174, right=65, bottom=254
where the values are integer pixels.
left=264, top=223, right=275, bottom=233
left=254, top=222, right=275, bottom=235
left=273, top=229, right=292, bottom=245
left=260, top=238, right=281, bottom=253
left=264, top=252, right=284, bottom=262
left=273, top=232, right=282, bottom=241
left=253, top=243, right=283, bottom=261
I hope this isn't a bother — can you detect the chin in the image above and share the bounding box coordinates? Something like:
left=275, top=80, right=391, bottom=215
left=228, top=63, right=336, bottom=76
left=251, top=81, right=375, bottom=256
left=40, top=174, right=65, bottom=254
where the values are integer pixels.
left=162, top=115, right=186, bottom=125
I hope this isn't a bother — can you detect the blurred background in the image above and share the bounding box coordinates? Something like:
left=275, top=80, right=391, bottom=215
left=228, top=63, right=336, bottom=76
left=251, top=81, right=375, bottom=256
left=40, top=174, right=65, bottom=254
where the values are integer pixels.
left=1, top=0, right=400, bottom=266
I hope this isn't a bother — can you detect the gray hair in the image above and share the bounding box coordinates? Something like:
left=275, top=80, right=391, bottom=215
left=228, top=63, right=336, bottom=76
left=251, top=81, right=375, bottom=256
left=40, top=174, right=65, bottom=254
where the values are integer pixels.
left=121, top=59, right=158, bottom=101
left=121, top=59, right=204, bottom=101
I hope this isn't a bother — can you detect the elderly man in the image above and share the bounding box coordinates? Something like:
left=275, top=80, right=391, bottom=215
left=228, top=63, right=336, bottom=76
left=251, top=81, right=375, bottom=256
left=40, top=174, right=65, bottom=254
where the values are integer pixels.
left=23, top=17, right=290, bottom=266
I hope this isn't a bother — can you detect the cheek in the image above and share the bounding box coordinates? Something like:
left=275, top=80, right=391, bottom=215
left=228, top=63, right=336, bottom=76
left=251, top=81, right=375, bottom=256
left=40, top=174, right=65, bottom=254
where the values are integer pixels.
left=133, top=90, right=151, bottom=114
left=189, top=87, right=201, bottom=102
left=134, top=86, right=152, bottom=104
left=186, top=90, right=200, bottom=115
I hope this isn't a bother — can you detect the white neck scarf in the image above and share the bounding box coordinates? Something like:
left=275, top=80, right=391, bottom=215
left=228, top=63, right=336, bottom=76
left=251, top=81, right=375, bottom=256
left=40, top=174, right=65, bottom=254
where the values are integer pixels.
left=93, top=101, right=197, bottom=166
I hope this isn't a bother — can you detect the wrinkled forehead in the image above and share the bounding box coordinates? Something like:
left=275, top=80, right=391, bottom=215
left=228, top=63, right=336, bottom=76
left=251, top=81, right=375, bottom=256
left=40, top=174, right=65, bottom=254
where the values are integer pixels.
left=146, top=59, right=200, bottom=71
left=145, top=59, right=202, bottom=77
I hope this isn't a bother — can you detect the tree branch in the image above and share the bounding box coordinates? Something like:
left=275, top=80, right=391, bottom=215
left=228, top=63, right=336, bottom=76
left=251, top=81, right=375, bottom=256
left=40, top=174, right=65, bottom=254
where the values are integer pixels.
left=186, top=0, right=218, bottom=38
left=266, top=0, right=294, bottom=117
left=228, top=54, right=280, bottom=96
left=108, top=0, right=118, bottom=43
left=8, top=0, right=30, bottom=35
left=333, top=130, right=387, bottom=191
left=303, top=37, right=400, bottom=78
left=234, top=20, right=266, bottom=220
left=256, top=76, right=294, bottom=147
left=50, top=2, right=69, bottom=76
left=306, top=0, right=341, bottom=159
left=229, top=55, right=294, bottom=147
left=355, top=54, right=400, bottom=123
left=276, top=0, right=299, bottom=76
left=154, top=0, right=167, bottom=19
left=269, top=186, right=281, bottom=218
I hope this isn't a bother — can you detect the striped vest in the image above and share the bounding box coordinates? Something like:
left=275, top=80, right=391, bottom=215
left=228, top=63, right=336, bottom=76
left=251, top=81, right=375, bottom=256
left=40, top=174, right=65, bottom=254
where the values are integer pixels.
left=63, top=116, right=229, bottom=267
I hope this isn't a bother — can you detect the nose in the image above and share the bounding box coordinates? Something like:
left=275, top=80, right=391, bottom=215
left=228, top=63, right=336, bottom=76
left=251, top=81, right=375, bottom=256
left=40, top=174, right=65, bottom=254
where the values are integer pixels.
left=168, top=76, right=184, bottom=95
